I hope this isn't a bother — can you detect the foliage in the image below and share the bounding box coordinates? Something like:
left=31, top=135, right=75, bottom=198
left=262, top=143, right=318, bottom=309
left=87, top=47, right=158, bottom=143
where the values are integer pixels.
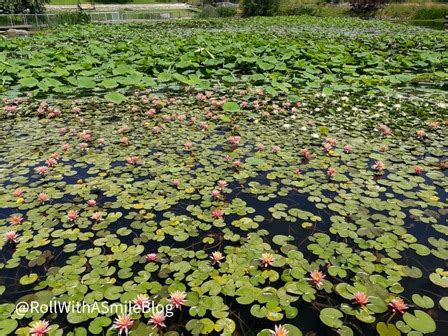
left=0, top=0, right=49, bottom=14
left=349, top=0, right=390, bottom=15
left=240, top=0, right=280, bottom=16
left=199, top=5, right=238, bottom=18
left=0, top=16, right=447, bottom=336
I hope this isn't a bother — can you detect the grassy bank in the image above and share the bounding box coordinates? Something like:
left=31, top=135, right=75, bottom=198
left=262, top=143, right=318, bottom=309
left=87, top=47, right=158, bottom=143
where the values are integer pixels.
left=276, top=1, right=448, bottom=20
left=48, top=0, right=181, bottom=5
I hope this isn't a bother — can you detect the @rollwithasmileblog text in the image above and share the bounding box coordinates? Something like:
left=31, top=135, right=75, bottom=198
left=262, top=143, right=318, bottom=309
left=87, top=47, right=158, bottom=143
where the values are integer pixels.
left=15, top=300, right=174, bottom=317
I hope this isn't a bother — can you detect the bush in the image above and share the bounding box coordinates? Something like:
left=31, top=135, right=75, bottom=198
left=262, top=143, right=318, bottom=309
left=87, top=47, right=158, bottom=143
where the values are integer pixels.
left=199, top=5, right=237, bottom=18
left=1, top=0, right=49, bottom=14
left=413, top=7, right=448, bottom=20
left=349, top=0, right=389, bottom=15
left=240, top=0, right=280, bottom=17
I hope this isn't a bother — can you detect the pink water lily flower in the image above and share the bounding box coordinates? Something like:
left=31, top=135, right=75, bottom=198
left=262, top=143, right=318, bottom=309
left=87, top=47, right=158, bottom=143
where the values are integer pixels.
left=133, top=293, right=150, bottom=310
left=327, top=167, right=336, bottom=178
left=353, top=292, right=369, bottom=308
left=35, top=166, right=49, bottom=176
left=272, top=146, right=281, bottom=154
left=184, top=142, right=193, bottom=150
left=61, top=143, right=70, bottom=152
left=46, top=158, right=58, bottom=167
left=372, top=160, right=385, bottom=172
left=378, top=124, right=392, bottom=136
left=256, top=143, right=265, bottom=151
left=389, top=297, right=408, bottom=314
left=149, top=311, right=166, bottom=328
left=170, top=290, right=187, bottom=309
left=310, top=270, right=325, bottom=288
left=91, top=211, right=103, bottom=222
left=10, top=214, right=23, bottom=225
left=12, top=189, right=23, bottom=197
left=5, top=231, right=20, bottom=243
left=87, top=199, right=96, bottom=207
left=120, top=136, right=129, bottom=145
left=211, top=190, right=221, bottom=199
left=416, top=129, right=426, bottom=139
left=260, top=253, right=274, bottom=268
left=269, top=325, right=289, bottom=336
left=30, top=320, right=50, bottom=336
left=217, top=180, right=228, bottom=189
left=112, top=314, right=134, bottom=335
left=343, top=144, right=353, bottom=153
left=172, top=179, right=180, bottom=187
left=415, top=166, right=424, bottom=174
left=232, top=160, right=241, bottom=169
left=127, top=156, right=140, bottom=165
left=300, top=148, right=311, bottom=160
left=37, top=193, right=49, bottom=203
left=146, top=253, right=157, bottom=262
left=67, top=210, right=79, bottom=222
left=211, top=251, right=224, bottom=265
left=323, top=142, right=332, bottom=153
left=212, top=209, right=223, bottom=219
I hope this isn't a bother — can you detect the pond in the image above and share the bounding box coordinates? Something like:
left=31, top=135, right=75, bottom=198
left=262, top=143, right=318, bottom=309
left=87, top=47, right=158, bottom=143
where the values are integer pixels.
left=0, top=16, right=447, bottom=336
left=407, top=19, right=446, bottom=31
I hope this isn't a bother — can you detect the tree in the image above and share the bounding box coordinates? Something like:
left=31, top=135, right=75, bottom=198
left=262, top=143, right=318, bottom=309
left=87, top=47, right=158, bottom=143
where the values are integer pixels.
left=1, top=0, right=50, bottom=14
left=349, top=0, right=389, bottom=15
left=240, top=0, right=280, bottom=17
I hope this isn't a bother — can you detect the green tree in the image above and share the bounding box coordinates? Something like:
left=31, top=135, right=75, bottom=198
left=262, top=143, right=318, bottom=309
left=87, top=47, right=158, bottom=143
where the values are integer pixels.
left=240, top=0, right=280, bottom=17
left=1, top=0, right=50, bottom=14
left=349, top=0, right=390, bottom=15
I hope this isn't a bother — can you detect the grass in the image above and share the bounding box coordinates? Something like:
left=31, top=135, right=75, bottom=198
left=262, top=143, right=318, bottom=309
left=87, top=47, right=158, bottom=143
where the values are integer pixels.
left=48, top=0, right=180, bottom=5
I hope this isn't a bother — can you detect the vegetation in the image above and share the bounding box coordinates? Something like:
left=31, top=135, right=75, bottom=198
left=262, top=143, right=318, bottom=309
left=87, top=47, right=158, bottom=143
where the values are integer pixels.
left=1, top=0, right=50, bottom=14
left=348, top=0, right=390, bottom=14
left=0, top=16, right=447, bottom=336
left=240, top=0, right=280, bottom=16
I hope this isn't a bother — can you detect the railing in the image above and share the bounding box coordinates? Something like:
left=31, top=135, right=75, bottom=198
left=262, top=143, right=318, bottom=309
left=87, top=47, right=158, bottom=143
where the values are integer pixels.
left=0, top=11, right=193, bottom=29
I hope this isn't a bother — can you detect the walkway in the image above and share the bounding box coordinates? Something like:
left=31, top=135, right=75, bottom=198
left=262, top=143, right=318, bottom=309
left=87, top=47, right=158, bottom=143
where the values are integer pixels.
left=46, top=3, right=193, bottom=11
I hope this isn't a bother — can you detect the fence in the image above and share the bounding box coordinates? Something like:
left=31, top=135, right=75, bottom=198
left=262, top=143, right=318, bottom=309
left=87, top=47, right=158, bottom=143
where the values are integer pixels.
left=0, top=11, right=194, bottom=29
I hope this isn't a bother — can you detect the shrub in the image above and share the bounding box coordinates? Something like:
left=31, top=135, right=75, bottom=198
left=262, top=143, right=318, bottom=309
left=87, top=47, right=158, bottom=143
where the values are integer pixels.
left=199, top=5, right=238, bottom=18
left=240, top=0, right=280, bottom=17
left=349, top=0, right=390, bottom=15
left=0, top=0, right=49, bottom=14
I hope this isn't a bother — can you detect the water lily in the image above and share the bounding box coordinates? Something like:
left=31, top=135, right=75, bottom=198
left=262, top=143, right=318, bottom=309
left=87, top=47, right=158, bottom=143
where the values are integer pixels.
left=325, top=137, right=337, bottom=146
left=429, top=121, right=439, bottom=130
left=91, top=211, right=103, bottom=222
left=232, top=160, right=241, bottom=169
left=379, top=144, right=388, bottom=152
left=211, top=190, right=221, bottom=199
left=126, top=156, right=140, bottom=165
left=260, top=253, right=274, bottom=267
left=61, top=143, right=70, bottom=151
left=310, top=270, right=325, bottom=288
left=12, top=189, right=23, bottom=197
left=112, top=314, right=134, bottom=335
left=87, top=199, right=96, bottom=207
left=227, top=136, right=241, bottom=146
left=98, top=138, right=105, bottom=145
left=372, top=160, right=385, bottom=172
left=67, top=210, right=79, bottom=222
left=30, top=320, right=50, bottom=336
left=269, top=325, right=288, bottom=336
left=5, top=231, right=20, bottom=243
left=133, top=294, right=150, bottom=310
left=323, top=142, right=332, bottom=153
left=120, top=136, right=129, bottom=145
left=172, top=179, right=180, bottom=187
left=170, top=290, right=187, bottom=309
left=35, top=166, right=49, bottom=176
left=300, top=148, right=311, bottom=160
left=37, top=193, right=49, bottom=203
left=217, top=180, right=228, bottom=189
left=327, top=167, right=336, bottom=178
left=46, top=158, right=58, bottom=167
left=211, top=251, right=224, bottom=265
left=416, top=129, right=426, bottom=139
left=149, top=311, right=166, bottom=328
left=389, top=297, right=408, bottom=314
left=353, top=292, right=369, bottom=308
left=146, top=253, right=157, bottom=262
left=10, top=214, right=23, bottom=225
left=378, top=124, right=392, bottom=136
left=256, top=143, right=265, bottom=151
left=79, top=130, right=92, bottom=142
left=184, top=141, right=193, bottom=150
left=415, top=165, right=424, bottom=174
left=272, top=146, right=281, bottom=154
left=343, top=144, right=353, bottom=153
left=212, top=209, right=223, bottom=219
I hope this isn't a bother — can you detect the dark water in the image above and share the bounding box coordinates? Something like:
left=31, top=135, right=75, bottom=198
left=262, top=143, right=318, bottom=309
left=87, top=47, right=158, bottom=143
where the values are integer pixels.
left=407, top=19, right=446, bottom=31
